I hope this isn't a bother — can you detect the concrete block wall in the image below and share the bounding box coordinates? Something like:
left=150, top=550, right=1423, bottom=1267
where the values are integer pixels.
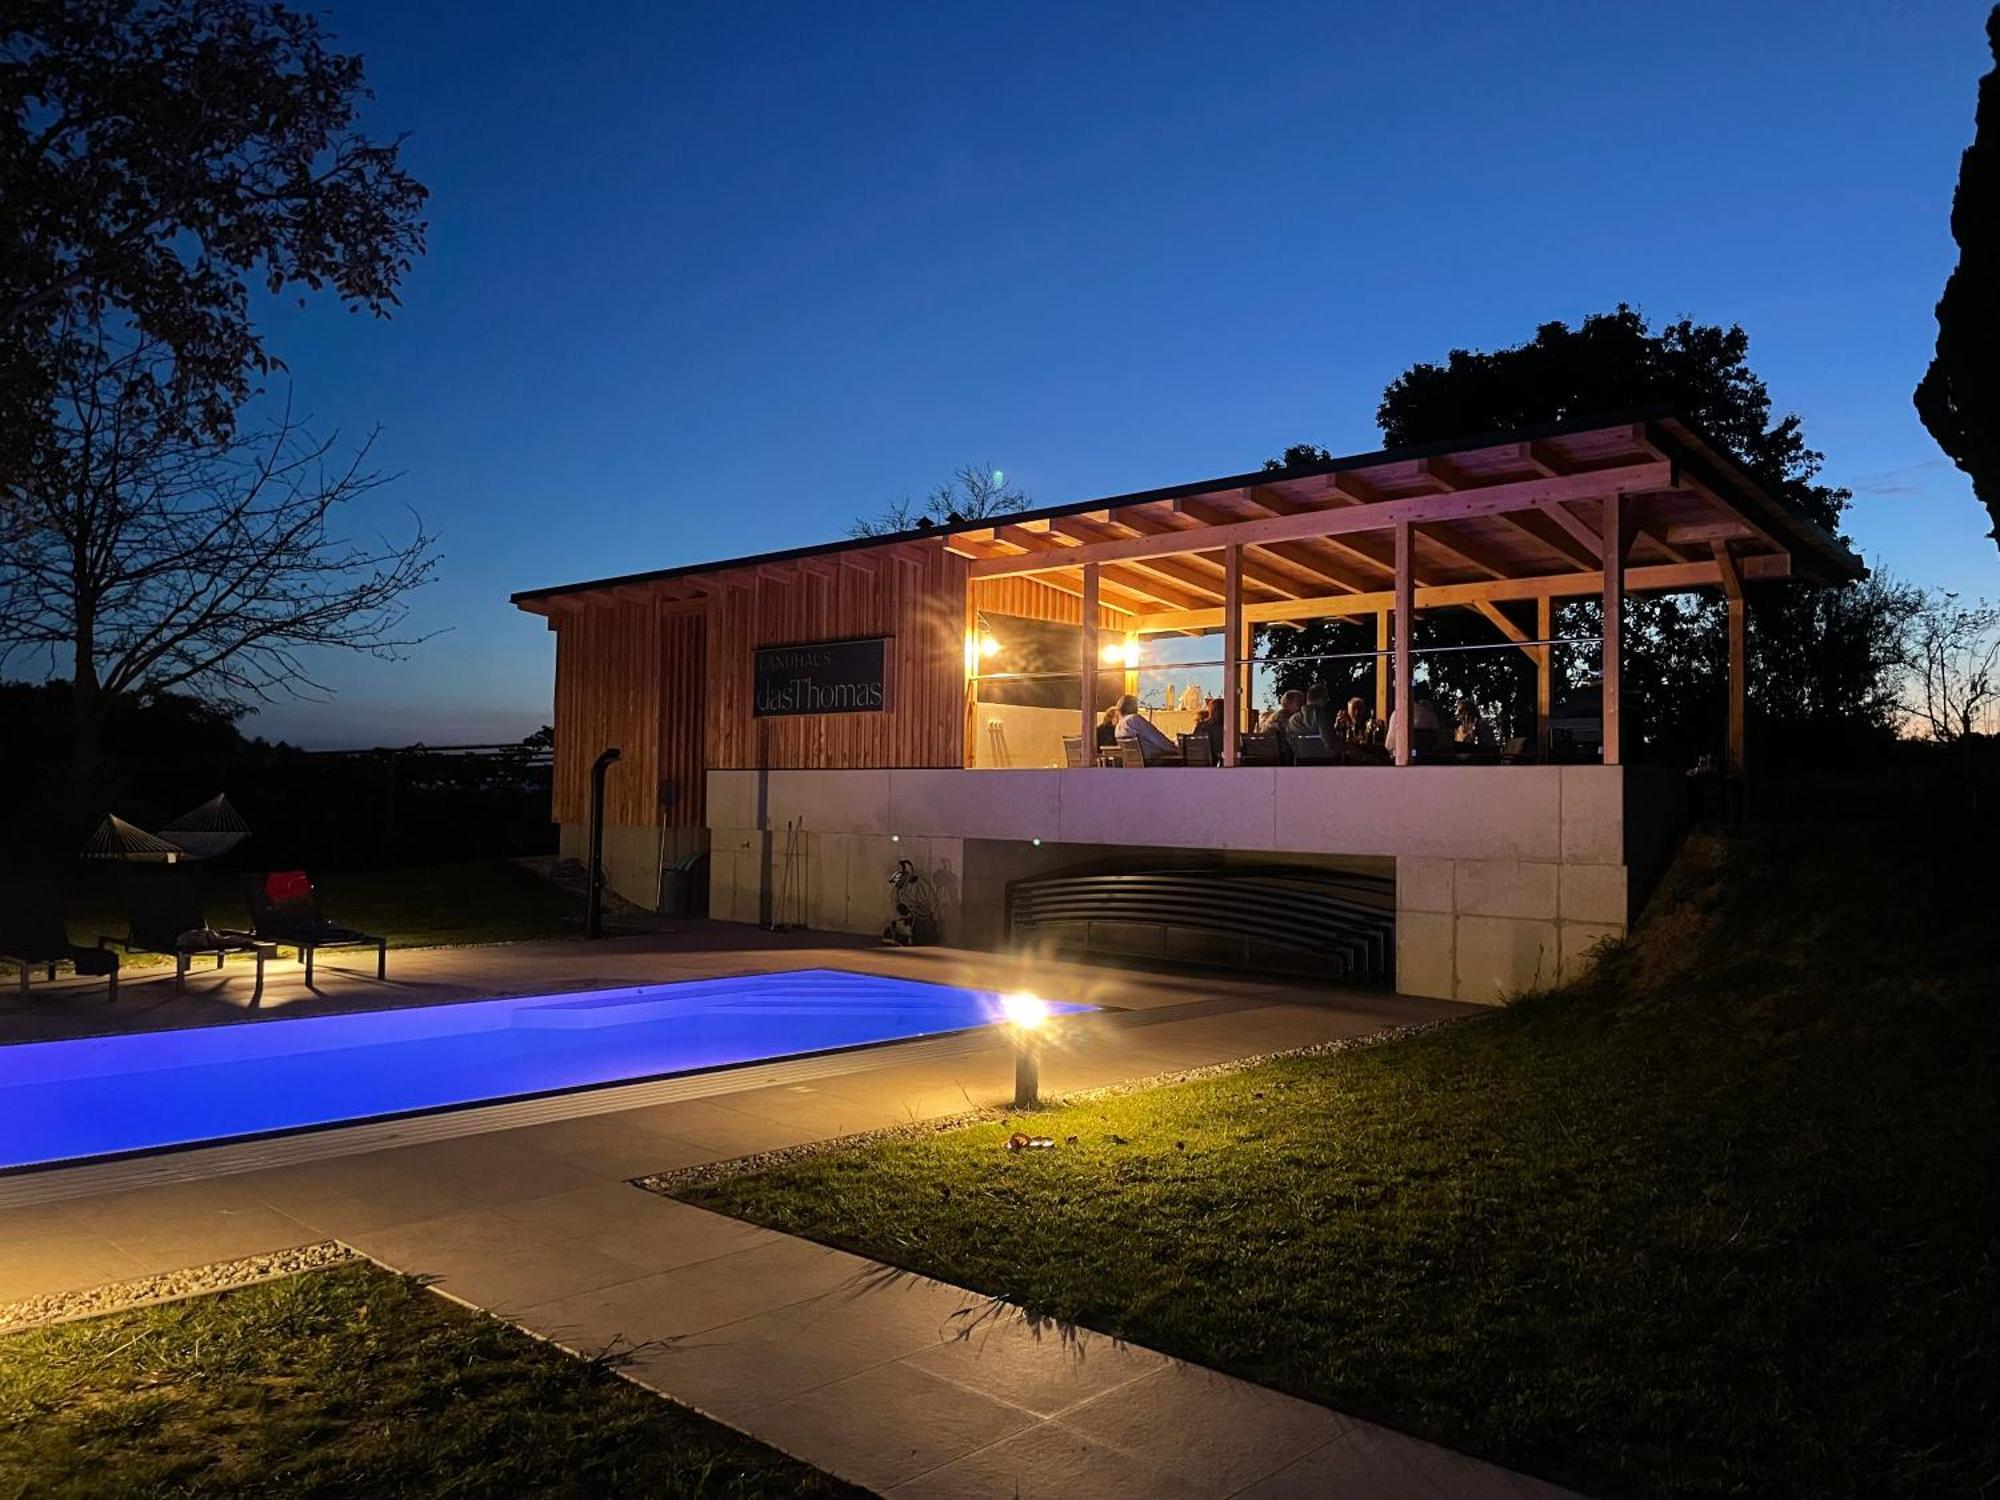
left=1393, top=855, right=1626, bottom=1003
left=707, top=824, right=964, bottom=940
left=559, top=822, right=707, bottom=913
left=705, top=764, right=1682, bottom=1004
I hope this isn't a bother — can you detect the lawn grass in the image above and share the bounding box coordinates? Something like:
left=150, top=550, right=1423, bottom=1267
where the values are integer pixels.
left=678, top=819, right=1999, bottom=1499
left=0, top=1261, right=861, bottom=1499
left=62, top=858, right=587, bottom=962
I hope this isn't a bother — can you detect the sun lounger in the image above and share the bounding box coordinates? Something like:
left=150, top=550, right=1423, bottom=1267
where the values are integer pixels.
left=0, top=878, right=120, bottom=1000
left=246, top=871, right=387, bottom=984
left=110, top=872, right=272, bottom=1002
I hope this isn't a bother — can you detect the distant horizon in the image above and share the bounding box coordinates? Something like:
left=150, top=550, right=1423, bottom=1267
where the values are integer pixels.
left=56, top=1, right=1986, bottom=750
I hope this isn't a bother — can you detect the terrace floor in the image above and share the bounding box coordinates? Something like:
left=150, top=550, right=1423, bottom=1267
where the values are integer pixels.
left=0, top=934, right=1568, bottom=1498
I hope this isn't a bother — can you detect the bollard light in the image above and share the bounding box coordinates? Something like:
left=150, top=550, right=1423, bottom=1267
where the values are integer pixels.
left=1003, top=991, right=1049, bottom=1109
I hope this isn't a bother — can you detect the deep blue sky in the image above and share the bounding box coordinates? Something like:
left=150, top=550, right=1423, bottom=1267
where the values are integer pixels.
left=248, top=2, right=1994, bottom=747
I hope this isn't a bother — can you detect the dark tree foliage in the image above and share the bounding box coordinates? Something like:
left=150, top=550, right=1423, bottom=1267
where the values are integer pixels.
left=0, top=0, right=428, bottom=486
left=1266, top=306, right=1894, bottom=765
left=1915, top=6, right=2000, bottom=552
left=1376, top=306, right=1845, bottom=531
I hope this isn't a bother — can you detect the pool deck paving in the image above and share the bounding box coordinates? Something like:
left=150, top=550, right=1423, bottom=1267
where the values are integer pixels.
left=1, top=933, right=1575, bottom=1498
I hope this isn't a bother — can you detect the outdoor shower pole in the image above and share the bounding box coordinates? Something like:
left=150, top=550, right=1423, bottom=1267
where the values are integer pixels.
left=585, top=746, right=621, bottom=939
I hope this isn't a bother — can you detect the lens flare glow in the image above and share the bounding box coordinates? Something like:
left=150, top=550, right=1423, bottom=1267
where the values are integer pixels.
left=1001, top=991, right=1050, bottom=1029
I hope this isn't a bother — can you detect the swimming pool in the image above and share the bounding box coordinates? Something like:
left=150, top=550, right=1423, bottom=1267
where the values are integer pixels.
left=0, top=969, right=1090, bottom=1171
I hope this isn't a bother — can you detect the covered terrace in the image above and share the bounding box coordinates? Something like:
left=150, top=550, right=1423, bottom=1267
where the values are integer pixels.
left=953, top=411, right=1863, bottom=773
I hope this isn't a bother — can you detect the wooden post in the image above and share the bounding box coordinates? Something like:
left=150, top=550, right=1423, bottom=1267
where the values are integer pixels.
left=1714, top=541, right=1747, bottom=777
left=1223, top=544, right=1243, bottom=766
left=1374, top=607, right=1390, bottom=724
left=1535, top=594, right=1553, bottom=761
left=1393, top=521, right=1414, bottom=766
left=1079, top=564, right=1100, bottom=769
left=1601, top=491, right=1626, bottom=766
left=963, top=591, right=979, bottom=769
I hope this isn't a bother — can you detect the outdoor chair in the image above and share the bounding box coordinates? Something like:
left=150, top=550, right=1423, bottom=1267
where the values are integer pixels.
left=1238, top=731, right=1281, bottom=766
left=1178, top=733, right=1216, bottom=766
left=1118, top=740, right=1148, bottom=768
left=1293, top=732, right=1334, bottom=763
left=246, top=871, right=387, bottom=985
left=111, top=872, right=271, bottom=1002
left=0, top=878, right=119, bottom=1000
left=1062, top=734, right=1086, bottom=767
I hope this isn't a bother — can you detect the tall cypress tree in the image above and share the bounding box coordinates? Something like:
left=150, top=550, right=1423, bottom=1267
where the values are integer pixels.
left=1915, top=6, right=2000, bottom=552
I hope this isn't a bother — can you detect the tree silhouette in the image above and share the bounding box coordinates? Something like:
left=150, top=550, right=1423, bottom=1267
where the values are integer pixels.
left=0, top=0, right=428, bottom=496
left=1914, top=6, right=2000, bottom=553
left=851, top=464, right=1029, bottom=537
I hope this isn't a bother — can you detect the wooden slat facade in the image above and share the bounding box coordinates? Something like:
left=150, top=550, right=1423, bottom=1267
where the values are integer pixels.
left=703, top=546, right=969, bottom=770
left=546, top=545, right=971, bottom=825
left=971, top=575, right=1135, bottom=631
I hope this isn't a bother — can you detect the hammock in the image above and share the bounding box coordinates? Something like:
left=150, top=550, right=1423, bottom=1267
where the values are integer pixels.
left=82, top=814, right=186, bottom=863
left=159, top=793, right=252, bottom=860
left=81, top=795, right=253, bottom=862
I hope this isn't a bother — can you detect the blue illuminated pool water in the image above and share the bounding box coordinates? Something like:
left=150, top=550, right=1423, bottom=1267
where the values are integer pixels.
left=0, top=969, right=1090, bottom=1171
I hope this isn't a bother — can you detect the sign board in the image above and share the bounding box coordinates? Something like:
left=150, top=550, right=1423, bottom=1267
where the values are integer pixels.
left=753, top=636, right=890, bottom=717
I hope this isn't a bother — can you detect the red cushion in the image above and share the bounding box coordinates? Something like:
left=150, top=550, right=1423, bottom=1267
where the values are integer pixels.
left=265, top=870, right=312, bottom=905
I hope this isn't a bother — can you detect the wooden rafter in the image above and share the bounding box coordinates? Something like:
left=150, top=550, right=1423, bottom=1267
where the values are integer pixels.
left=1128, top=552, right=1793, bottom=633
left=966, top=462, right=1675, bottom=580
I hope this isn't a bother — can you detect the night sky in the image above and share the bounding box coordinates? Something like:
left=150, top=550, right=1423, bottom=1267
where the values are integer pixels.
left=241, top=2, right=1992, bottom=746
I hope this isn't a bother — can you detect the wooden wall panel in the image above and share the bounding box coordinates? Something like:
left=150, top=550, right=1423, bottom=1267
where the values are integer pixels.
left=972, top=576, right=1130, bottom=630
left=550, top=599, right=664, bottom=827
left=547, top=540, right=973, bottom=825
left=657, top=609, right=706, bottom=827
left=704, top=544, right=970, bottom=770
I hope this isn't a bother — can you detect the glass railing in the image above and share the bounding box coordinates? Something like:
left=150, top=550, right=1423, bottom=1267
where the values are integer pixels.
left=964, top=634, right=1605, bottom=768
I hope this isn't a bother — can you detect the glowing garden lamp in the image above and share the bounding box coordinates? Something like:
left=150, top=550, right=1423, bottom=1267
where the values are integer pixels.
left=1002, top=991, right=1049, bottom=1109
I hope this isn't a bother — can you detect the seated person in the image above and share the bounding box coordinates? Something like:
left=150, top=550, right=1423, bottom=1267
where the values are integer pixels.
left=1257, top=689, right=1305, bottom=737
left=1386, top=693, right=1444, bottom=758
left=1094, top=705, right=1119, bottom=749
left=1333, top=696, right=1373, bottom=742
left=1454, top=696, right=1496, bottom=749
left=1287, top=683, right=1333, bottom=741
left=1114, top=693, right=1178, bottom=765
left=1201, top=696, right=1226, bottom=757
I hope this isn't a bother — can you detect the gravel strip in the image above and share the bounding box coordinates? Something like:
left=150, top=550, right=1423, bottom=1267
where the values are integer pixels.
left=0, top=1240, right=357, bottom=1334
left=639, top=1014, right=1469, bottom=1194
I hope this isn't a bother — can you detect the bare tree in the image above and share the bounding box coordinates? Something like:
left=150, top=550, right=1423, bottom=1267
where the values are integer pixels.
left=0, top=329, right=438, bottom=778
left=1901, top=591, right=2000, bottom=743
left=850, top=464, right=1029, bottom=537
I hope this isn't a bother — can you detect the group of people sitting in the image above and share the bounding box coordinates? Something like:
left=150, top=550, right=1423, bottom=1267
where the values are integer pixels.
left=1095, top=683, right=1497, bottom=766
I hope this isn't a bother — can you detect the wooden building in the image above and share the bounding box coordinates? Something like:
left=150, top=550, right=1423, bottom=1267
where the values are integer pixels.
left=513, top=411, right=1860, bottom=1002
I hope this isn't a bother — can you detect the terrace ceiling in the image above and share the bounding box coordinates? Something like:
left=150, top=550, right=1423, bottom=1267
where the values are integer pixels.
left=950, top=417, right=1862, bottom=634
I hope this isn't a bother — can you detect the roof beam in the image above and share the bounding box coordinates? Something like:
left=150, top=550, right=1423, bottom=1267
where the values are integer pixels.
left=1667, top=519, right=1756, bottom=545
left=1238, top=486, right=1421, bottom=587
left=1129, top=552, right=1794, bottom=633
left=966, top=462, right=1673, bottom=579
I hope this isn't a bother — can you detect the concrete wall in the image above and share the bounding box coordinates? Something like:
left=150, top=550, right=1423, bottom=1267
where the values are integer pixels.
left=559, top=822, right=706, bottom=913
left=705, top=766, right=1684, bottom=1004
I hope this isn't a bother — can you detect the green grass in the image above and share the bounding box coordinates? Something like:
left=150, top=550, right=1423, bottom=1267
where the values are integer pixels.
left=679, top=822, right=1999, bottom=1499
left=64, top=859, right=586, bottom=962
left=0, top=1262, right=861, bottom=1499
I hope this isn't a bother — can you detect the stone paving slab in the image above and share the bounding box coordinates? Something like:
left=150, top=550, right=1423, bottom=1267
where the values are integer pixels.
left=0, top=938, right=1563, bottom=1497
